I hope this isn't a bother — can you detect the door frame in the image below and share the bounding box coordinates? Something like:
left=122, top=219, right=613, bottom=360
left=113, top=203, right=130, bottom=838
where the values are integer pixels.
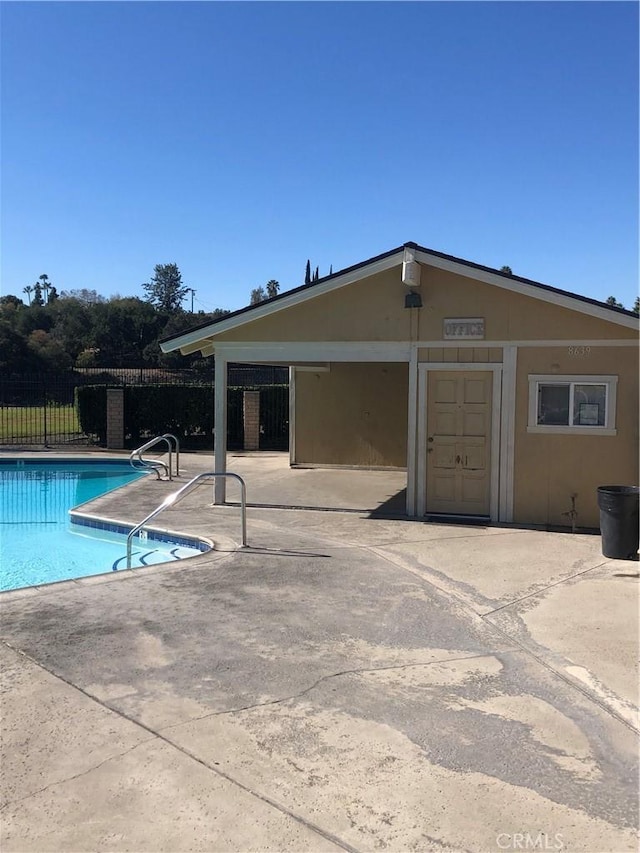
left=416, top=363, right=503, bottom=521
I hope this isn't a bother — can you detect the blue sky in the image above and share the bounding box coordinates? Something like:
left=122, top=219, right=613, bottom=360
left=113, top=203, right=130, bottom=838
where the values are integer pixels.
left=2, top=1, right=638, bottom=312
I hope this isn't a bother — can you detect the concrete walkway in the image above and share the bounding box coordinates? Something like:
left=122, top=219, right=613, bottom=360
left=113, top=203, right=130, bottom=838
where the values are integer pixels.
left=1, top=452, right=638, bottom=852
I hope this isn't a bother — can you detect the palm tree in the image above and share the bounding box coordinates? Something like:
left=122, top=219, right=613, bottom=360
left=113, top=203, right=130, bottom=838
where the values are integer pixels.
left=266, top=279, right=279, bottom=299
left=39, top=274, right=51, bottom=304
left=23, top=285, right=33, bottom=305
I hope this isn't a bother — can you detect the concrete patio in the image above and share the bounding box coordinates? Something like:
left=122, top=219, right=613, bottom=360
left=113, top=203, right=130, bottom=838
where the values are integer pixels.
left=1, top=451, right=638, bottom=852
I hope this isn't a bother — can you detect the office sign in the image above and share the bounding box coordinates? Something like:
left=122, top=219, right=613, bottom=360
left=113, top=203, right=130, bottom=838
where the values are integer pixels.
left=443, top=318, right=485, bottom=340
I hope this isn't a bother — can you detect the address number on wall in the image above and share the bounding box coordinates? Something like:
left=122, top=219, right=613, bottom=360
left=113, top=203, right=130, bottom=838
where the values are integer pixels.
left=568, top=346, right=591, bottom=356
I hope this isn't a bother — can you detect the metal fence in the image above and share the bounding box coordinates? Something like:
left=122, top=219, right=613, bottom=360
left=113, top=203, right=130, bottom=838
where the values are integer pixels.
left=0, top=367, right=289, bottom=450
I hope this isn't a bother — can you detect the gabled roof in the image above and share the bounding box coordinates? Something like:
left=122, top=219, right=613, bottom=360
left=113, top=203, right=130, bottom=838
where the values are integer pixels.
left=160, top=241, right=639, bottom=353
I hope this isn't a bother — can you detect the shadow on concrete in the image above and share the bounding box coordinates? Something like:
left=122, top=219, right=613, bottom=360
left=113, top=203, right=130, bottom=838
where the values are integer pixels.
left=366, top=488, right=409, bottom=519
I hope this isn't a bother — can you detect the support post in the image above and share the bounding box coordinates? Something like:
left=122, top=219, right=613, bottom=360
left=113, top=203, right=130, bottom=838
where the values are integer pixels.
left=214, top=354, right=227, bottom=504
left=499, top=346, right=517, bottom=522
left=106, top=388, right=124, bottom=450
left=242, top=390, right=260, bottom=450
left=405, top=347, right=419, bottom=516
left=288, top=366, right=296, bottom=465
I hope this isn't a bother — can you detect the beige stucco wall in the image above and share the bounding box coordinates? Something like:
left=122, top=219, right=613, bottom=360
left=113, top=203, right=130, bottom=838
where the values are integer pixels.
left=513, top=346, right=639, bottom=528
left=208, top=264, right=634, bottom=344
left=418, top=268, right=634, bottom=342
left=293, top=363, right=408, bottom=468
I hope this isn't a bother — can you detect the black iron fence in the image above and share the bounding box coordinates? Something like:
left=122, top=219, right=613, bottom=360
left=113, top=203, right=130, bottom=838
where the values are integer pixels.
left=0, top=367, right=289, bottom=450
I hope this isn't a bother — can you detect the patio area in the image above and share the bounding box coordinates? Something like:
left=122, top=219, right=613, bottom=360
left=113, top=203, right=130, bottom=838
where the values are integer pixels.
left=1, top=451, right=638, bottom=852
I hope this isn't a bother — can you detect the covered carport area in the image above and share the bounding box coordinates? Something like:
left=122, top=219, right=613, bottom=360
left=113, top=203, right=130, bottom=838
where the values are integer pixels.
left=213, top=343, right=411, bottom=510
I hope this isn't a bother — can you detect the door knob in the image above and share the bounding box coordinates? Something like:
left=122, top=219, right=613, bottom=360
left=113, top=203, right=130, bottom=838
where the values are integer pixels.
left=428, top=437, right=434, bottom=443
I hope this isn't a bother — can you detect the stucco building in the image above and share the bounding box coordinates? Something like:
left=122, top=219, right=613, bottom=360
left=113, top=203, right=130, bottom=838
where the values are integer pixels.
left=160, top=242, right=639, bottom=529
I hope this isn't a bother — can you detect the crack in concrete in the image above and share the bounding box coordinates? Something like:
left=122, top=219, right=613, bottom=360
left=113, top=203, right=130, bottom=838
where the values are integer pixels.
left=266, top=524, right=523, bottom=554
left=158, top=653, right=500, bottom=732
left=0, top=736, right=157, bottom=813
left=421, top=834, right=474, bottom=853
left=364, top=530, right=524, bottom=549
left=481, top=560, right=610, bottom=615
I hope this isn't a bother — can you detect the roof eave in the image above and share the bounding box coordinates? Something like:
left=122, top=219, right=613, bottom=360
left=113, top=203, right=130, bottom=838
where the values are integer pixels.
left=160, top=241, right=639, bottom=354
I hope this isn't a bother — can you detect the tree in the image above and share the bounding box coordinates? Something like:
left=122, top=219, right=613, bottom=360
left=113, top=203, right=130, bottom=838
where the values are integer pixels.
left=32, top=281, right=44, bottom=307
left=0, top=294, right=23, bottom=311
left=250, top=286, right=266, bottom=305
left=23, top=285, right=33, bottom=305
left=155, top=309, right=229, bottom=368
left=0, top=317, right=40, bottom=372
left=60, top=288, right=105, bottom=304
left=313, top=266, right=319, bottom=282
left=27, top=329, right=73, bottom=370
left=633, top=296, right=639, bottom=314
left=142, top=263, right=189, bottom=313
left=47, top=298, right=92, bottom=362
left=266, top=279, right=279, bottom=299
left=305, top=260, right=311, bottom=286
left=16, top=304, right=53, bottom=337
left=89, top=297, right=161, bottom=367
left=605, top=296, right=624, bottom=308
left=38, top=274, right=51, bottom=303
left=500, top=265, right=513, bottom=275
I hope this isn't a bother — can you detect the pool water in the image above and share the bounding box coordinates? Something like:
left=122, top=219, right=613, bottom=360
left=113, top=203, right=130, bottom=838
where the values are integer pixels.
left=0, top=461, right=207, bottom=591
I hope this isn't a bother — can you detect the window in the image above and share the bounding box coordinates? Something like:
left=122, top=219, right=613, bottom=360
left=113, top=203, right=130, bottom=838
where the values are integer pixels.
left=527, top=375, right=617, bottom=435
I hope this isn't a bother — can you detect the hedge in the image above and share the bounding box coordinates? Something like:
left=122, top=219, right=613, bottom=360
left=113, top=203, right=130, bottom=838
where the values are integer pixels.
left=75, top=384, right=287, bottom=450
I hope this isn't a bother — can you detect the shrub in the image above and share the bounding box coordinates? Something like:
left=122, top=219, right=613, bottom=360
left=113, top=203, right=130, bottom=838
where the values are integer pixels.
left=75, top=383, right=288, bottom=450
left=75, top=385, right=107, bottom=443
left=123, top=385, right=214, bottom=445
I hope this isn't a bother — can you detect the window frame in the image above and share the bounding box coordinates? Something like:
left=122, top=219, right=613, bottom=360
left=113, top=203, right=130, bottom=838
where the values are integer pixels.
left=527, top=374, right=618, bottom=435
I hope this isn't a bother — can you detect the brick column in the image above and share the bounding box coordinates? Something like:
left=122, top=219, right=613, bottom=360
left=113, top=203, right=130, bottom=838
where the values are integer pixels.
left=106, top=388, right=124, bottom=449
left=243, top=390, right=260, bottom=451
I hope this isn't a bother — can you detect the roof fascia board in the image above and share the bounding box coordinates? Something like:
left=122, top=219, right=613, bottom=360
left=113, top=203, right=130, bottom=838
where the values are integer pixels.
left=215, top=342, right=411, bottom=362
left=161, top=250, right=405, bottom=353
left=415, top=249, right=638, bottom=329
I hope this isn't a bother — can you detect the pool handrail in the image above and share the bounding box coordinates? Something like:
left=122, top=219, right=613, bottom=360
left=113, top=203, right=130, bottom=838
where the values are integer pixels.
left=129, top=434, right=180, bottom=480
left=125, top=471, right=247, bottom=569
left=161, top=433, right=180, bottom=477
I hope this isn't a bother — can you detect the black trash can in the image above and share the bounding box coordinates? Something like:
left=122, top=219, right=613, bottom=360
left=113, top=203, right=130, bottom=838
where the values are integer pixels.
left=596, top=486, right=639, bottom=560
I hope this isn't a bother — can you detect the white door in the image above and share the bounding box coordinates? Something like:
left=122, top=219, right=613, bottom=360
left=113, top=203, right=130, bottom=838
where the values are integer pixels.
left=426, top=371, right=492, bottom=516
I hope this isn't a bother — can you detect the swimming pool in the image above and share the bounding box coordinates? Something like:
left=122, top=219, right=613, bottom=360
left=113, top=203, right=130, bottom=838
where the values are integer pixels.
left=0, top=459, right=209, bottom=592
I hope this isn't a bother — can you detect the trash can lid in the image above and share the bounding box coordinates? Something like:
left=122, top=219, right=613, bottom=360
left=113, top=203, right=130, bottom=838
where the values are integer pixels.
left=597, top=485, right=640, bottom=495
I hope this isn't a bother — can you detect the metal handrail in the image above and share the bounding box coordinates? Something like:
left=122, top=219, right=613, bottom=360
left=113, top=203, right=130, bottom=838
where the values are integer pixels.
left=125, top=471, right=247, bottom=569
left=161, top=434, right=180, bottom=477
left=129, top=434, right=180, bottom=480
